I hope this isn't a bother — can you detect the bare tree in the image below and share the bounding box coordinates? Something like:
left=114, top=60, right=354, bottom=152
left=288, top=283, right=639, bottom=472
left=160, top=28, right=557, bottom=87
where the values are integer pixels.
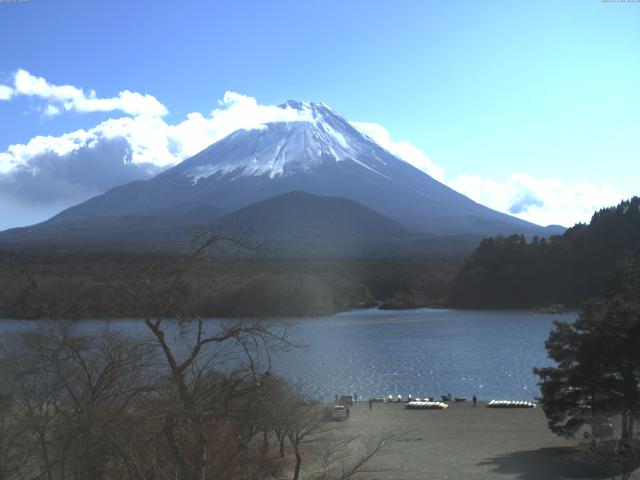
left=0, top=357, right=32, bottom=480
left=284, top=398, right=403, bottom=480
left=110, top=229, right=292, bottom=480
left=0, top=229, right=399, bottom=480
left=313, top=431, right=401, bottom=480
left=255, top=374, right=297, bottom=458
left=286, top=402, right=328, bottom=480
left=0, top=322, right=159, bottom=480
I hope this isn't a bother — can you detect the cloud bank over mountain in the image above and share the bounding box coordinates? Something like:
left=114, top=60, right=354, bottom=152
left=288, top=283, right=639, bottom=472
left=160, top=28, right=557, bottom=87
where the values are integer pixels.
left=0, top=70, right=628, bottom=230
left=450, top=173, right=628, bottom=229
left=350, top=121, right=445, bottom=182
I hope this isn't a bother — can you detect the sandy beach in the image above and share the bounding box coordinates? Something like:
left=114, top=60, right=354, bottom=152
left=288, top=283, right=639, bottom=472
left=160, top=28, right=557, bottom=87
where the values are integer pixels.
left=320, top=401, right=639, bottom=480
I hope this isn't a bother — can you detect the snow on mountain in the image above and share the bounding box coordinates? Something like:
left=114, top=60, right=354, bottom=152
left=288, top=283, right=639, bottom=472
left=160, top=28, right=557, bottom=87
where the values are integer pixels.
left=7, top=99, right=554, bottom=240
left=174, top=100, right=393, bottom=182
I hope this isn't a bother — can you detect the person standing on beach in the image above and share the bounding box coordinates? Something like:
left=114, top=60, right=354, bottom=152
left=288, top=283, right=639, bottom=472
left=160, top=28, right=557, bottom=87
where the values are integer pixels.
left=472, top=395, right=477, bottom=408
left=345, top=406, right=350, bottom=422
left=368, top=398, right=373, bottom=411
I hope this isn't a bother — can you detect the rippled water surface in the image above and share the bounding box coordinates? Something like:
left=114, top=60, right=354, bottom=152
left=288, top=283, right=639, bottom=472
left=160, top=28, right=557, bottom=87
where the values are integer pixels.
left=0, top=308, right=576, bottom=402
left=272, top=308, right=576, bottom=401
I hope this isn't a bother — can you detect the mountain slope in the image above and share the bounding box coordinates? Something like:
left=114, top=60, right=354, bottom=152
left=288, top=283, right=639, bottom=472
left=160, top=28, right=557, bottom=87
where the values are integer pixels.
left=0, top=101, right=558, bottom=255
left=216, top=191, right=418, bottom=256
left=214, top=191, right=476, bottom=257
left=217, top=191, right=411, bottom=238
left=37, top=101, right=548, bottom=237
left=0, top=191, right=479, bottom=256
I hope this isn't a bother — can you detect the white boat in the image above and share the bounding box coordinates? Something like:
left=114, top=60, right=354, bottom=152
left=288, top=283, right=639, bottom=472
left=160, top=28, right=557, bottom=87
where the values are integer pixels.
left=405, top=401, right=449, bottom=410
left=487, top=399, right=536, bottom=409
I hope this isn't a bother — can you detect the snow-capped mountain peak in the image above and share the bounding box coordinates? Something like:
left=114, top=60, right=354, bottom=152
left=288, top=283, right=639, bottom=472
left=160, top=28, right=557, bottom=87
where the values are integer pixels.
left=21, top=100, right=550, bottom=240
left=175, top=100, right=392, bottom=182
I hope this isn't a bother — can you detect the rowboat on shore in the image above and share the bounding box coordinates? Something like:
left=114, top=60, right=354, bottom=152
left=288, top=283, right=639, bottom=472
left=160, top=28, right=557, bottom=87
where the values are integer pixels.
left=405, top=401, right=448, bottom=410
left=487, top=400, right=536, bottom=408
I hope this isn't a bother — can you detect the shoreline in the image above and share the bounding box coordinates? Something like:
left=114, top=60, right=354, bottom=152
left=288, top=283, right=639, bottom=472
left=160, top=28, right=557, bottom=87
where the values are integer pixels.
left=0, top=305, right=579, bottom=321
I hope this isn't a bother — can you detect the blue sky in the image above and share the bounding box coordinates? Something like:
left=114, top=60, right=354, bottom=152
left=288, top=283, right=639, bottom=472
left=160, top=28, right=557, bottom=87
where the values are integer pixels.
left=0, top=0, right=639, bottom=229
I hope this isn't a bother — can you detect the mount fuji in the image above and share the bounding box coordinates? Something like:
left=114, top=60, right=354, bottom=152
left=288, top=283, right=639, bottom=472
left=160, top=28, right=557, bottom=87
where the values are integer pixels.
left=0, top=101, right=561, bottom=254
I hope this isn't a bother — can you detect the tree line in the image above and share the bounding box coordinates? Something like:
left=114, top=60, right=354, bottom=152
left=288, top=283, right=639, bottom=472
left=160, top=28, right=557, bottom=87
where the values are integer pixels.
left=450, top=197, right=640, bottom=309
left=0, top=251, right=461, bottom=319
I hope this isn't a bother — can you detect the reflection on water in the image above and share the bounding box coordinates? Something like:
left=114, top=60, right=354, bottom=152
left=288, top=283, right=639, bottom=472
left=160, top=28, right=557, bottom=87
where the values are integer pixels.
left=0, top=308, right=576, bottom=402
left=273, top=308, right=576, bottom=402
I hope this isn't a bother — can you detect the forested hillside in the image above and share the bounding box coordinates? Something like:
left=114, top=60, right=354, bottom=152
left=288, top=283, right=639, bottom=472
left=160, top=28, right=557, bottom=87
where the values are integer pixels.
left=449, top=197, right=640, bottom=308
left=0, top=253, right=460, bottom=319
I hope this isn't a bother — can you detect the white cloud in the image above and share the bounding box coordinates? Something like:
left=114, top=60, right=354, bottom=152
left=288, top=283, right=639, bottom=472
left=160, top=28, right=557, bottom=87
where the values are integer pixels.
left=44, top=104, right=61, bottom=117
left=450, top=173, right=629, bottom=227
left=169, top=92, right=313, bottom=158
left=0, top=84, right=13, bottom=100
left=348, top=121, right=629, bottom=228
left=0, top=135, right=160, bottom=230
left=0, top=89, right=316, bottom=179
left=350, top=121, right=446, bottom=182
left=0, top=70, right=632, bottom=230
left=0, top=85, right=320, bottom=225
left=7, top=69, right=168, bottom=117
left=0, top=128, right=90, bottom=174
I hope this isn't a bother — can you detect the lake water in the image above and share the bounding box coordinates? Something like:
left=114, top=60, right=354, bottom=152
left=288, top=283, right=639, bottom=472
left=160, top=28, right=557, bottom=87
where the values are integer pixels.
left=0, top=308, right=576, bottom=402
left=273, top=308, right=576, bottom=402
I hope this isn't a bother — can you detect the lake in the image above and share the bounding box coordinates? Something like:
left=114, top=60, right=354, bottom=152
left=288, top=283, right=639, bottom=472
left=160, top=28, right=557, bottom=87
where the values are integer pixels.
left=0, top=308, right=576, bottom=402
left=274, top=308, right=576, bottom=402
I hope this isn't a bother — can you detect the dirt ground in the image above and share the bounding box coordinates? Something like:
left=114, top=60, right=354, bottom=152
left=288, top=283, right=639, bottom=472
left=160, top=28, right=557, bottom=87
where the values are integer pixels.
left=317, top=401, right=639, bottom=480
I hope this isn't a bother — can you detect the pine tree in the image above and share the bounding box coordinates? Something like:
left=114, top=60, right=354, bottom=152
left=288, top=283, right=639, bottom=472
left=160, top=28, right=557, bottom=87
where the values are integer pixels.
left=534, top=249, right=640, bottom=440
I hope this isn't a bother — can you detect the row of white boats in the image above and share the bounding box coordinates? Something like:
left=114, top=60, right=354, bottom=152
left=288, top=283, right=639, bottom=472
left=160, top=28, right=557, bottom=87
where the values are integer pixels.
left=405, top=401, right=449, bottom=410
left=376, top=395, right=537, bottom=410
left=383, top=394, right=434, bottom=403
left=382, top=394, right=465, bottom=403
left=486, top=400, right=536, bottom=408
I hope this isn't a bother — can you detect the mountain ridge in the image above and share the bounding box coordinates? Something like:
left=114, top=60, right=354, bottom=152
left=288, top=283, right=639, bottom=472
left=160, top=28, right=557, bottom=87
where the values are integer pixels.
left=0, top=100, right=562, bottom=253
left=0, top=191, right=480, bottom=257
